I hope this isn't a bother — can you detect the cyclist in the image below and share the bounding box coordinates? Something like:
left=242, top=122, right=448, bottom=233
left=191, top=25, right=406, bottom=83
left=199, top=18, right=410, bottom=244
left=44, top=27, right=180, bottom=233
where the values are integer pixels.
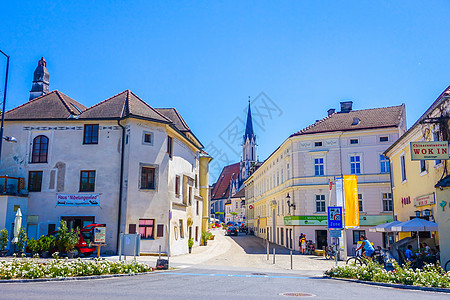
left=356, top=235, right=374, bottom=258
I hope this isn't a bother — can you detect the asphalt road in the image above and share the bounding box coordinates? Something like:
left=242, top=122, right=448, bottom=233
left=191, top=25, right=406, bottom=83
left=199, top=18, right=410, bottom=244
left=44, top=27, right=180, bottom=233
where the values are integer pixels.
left=0, top=267, right=448, bottom=300
left=0, top=231, right=448, bottom=299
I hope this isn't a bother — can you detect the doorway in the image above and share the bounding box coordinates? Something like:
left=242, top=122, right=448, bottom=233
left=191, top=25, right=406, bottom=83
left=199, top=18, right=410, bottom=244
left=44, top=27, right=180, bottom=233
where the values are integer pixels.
left=315, top=230, right=328, bottom=249
left=61, top=216, right=95, bottom=230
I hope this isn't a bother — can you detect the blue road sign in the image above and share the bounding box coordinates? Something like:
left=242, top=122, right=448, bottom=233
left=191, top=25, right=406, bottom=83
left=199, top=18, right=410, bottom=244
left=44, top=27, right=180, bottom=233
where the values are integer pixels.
left=328, top=206, right=343, bottom=229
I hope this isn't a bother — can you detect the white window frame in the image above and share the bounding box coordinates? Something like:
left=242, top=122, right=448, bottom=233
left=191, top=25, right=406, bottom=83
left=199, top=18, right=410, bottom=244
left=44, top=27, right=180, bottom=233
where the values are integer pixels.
left=400, top=153, right=407, bottom=183
left=379, top=154, right=390, bottom=174
left=382, top=192, right=393, bottom=212
left=349, top=138, right=359, bottom=145
left=349, top=154, right=362, bottom=175
left=142, top=131, right=154, bottom=146
left=315, top=194, right=326, bottom=213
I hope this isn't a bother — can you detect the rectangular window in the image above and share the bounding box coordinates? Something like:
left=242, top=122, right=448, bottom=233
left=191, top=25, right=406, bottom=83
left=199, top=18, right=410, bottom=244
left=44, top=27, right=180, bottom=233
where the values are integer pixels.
left=196, top=200, right=199, bottom=215
left=195, top=226, right=199, bottom=241
left=167, top=136, right=173, bottom=158
left=380, top=136, right=389, bottom=142
left=28, top=171, right=43, bottom=192
left=179, top=219, right=184, bottom=238
left=142, top=132, right=153, bottom=145
left=353, top=230, right=365, bottom=244
left=420, top=160, right=427, bottom=173
left=83, top=124, right=99, bottom=144
left=358, top=194, right=363, bottom=212
left=48, top=224, right=56, bottom=234
left=195, top=174, right=198, bottom=188
left=141, top=167, right=155, bottom=189
left=314, top=158, right=324, bottom=176
left=129, top=224, right=136, bottom=234
left=314, top=141, right=322, bottom=147
left=350, top=155, right=361, bottom=174
left=350, top=138, right=359, bottom=145
left=188, top=186, right=192, bottom=205
left=280, top=228, right=284, bottom=246
left=315, top=194, right=326, bottom=212
left=287, top=164, right=290, bottom=180
left=400, top=155, right=407, bottom=181
left=382, top=193, right=393, bottom=212
left=139, top=219, right=155, bottom=239
left=157, top=224, right=164, bottom=237
left=175, top=175, right=180, bottom=196
left=380, top=155, right=390, bottom=173
left=80, top=170, right=96, bottom=192
left=433, top=131, right=442, bottom=165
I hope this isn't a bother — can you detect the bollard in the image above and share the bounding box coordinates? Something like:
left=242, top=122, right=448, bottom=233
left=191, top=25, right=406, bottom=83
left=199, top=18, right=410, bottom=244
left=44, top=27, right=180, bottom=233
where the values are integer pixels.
left=290, top=250, right=293, bottom=270
left=159, top=245, right=161, bottom=260
left=273, top=248, right=276, bottom=264
left=266, top=241, right=269, bottom=260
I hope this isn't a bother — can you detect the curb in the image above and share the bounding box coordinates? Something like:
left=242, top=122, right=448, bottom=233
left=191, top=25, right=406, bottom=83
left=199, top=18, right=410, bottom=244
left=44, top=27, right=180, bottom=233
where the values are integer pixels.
left=324, top=276, right=450, bottom=293
left=0, top=269, right=169, bottom=284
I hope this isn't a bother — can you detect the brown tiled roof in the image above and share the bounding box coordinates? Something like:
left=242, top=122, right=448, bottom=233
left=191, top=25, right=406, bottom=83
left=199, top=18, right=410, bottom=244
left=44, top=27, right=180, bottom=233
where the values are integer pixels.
left=233, top=187, right=245, bottom=198
left=211, top=162, right=240, bottom=200
left=291, top=104, right=405, bottom=137
left=155, top=108, right=191, bottom=132
left=79, top=90, right=171, bottom=123
left=5, top=90, right=87, bottom=120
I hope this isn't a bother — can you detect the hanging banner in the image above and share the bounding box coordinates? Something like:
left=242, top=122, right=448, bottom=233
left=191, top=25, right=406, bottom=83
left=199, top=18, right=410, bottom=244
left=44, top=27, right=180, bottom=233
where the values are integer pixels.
left=336, top=177, right=344, bottom=207
left=344, top=175, right=359, bottom=228
left=56, top=194, right=100, bottom=206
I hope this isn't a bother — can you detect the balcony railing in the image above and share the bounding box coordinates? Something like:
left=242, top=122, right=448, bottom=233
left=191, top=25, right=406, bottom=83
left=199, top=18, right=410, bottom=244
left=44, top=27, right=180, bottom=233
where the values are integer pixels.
left=0, top=176, right=26, bottom=196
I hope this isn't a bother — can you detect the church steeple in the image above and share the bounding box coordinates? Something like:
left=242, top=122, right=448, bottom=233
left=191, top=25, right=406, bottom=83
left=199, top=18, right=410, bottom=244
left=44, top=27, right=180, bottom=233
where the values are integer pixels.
left=29, top=57, right=49, bottom=101
left=240, top=97, right=257, bottom=184
left=244, top=98, right=254, bottom=141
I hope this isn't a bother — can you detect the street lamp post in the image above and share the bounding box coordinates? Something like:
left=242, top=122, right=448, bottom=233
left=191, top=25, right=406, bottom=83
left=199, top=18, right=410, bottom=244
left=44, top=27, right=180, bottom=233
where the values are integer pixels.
left=0, top=50, right=10, bottom=164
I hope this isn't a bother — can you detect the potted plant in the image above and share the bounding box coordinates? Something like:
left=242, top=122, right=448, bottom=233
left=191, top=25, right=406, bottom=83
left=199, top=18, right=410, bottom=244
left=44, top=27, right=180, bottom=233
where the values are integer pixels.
left=0, top=229, right=8, bottom=256
left=39, top=235, right=55, bottom=258
left=188, top=238, right=194, bottom=253
left=15, top=228, right=27, bottom=255
left=201, top=231, right=210, bottom=246
left=56, top=220, right=79, bottom=258
left=27, top=238, right=41, bottom=257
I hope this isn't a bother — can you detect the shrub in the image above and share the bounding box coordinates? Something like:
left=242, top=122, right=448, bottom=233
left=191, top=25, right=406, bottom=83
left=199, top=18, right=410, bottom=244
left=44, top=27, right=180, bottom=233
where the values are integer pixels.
left=188, top=238, right=194, bottom=248
left=56, top=221, right=79, bottom=253
left=16, top=228, right=27, bottom=253
left=27, top=238, right=41, bottom=253
left=0, top=229, right=8, bottom=250
left=39, top=235, right=56, bottom=253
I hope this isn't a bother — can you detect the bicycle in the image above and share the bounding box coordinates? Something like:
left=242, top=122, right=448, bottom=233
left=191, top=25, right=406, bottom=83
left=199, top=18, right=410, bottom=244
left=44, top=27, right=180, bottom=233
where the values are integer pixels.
left=444, top=260, right=450, bottom=272
left=346, top=249, right=368, bottom=266
left=325, top=245, right=337, bottom=260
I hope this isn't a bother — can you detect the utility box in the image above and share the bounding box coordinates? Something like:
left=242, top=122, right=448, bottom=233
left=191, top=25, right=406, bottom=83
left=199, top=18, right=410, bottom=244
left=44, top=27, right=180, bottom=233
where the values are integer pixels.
left=118, top=233, right=140, bottom=259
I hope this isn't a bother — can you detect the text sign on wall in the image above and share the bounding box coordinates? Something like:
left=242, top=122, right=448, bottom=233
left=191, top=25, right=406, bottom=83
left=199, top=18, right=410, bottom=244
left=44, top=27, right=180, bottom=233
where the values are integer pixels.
left=410, top=141, right=449, bottom=161
left=414, top=193, right=435, bottom=207
left=94, top=226, right=107, bottom=244
left=56, top=194, right=100, bottom=206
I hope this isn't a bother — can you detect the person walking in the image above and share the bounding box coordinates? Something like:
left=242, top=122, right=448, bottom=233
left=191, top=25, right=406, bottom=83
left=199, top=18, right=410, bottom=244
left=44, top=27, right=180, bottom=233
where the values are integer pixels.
left=300, top=234, right=307, bottom=255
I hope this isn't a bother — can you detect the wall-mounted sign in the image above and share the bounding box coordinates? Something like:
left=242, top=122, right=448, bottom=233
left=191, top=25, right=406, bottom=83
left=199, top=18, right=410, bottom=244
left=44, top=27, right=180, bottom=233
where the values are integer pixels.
left=414, top=193, right=435, bottom=207
left=401, top=196, right=411, bottom=206
left=410, top=141, right=449, bottom=160
left=248, top=205, right=254, bottom=209
left=56, top=194, right=100, bottom=206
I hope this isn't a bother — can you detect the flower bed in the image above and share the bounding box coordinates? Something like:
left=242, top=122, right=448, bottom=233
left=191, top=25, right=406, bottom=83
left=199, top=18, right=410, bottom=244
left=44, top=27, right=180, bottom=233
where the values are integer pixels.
left=0, top=257, right=153, bottom=280
left=324, top=260, right=450, bottom=288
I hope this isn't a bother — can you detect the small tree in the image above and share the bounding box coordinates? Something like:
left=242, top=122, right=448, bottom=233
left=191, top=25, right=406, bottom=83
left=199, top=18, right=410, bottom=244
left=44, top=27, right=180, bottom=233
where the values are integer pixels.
left=27, top=238, right=41, bottom=254
left=56, top=221, right=79, bottom=253
left=16, top=228, right=27, bottom=253
left=0, top=229, right=8, bottom=250
left=39, top=235, right=55, bottom=253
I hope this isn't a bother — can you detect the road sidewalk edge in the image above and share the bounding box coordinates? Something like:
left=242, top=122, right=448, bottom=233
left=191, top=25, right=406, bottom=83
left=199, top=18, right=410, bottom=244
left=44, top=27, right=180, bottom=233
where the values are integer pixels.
left=324, top=276, right=450, bottom=293
left=0, top=269, right=172, bottom=284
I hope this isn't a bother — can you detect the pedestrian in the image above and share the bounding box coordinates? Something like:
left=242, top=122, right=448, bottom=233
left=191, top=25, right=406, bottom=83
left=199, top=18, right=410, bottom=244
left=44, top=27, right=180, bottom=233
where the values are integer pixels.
left=405, top=245, right=414, bottom=262
left=300, top=234, right=307, bottom=255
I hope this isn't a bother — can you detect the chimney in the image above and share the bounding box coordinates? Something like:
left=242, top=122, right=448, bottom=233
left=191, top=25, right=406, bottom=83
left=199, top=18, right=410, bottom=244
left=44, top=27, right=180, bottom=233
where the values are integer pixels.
left=340, top=101, right=353, bottom=113
left=327, top=108, right=335, bottom=116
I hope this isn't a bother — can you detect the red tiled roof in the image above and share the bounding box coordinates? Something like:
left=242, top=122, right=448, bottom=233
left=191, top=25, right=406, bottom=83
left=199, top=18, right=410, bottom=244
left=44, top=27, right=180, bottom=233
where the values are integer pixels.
left=5, top=90, right=87, bottom=120
left=210, top=162, right=240, bottom=200
left=79, top=90, right=171, bottom=122
left=155, top=108, right=191, bottom=132
left=290, top=104, right=405, bottom=137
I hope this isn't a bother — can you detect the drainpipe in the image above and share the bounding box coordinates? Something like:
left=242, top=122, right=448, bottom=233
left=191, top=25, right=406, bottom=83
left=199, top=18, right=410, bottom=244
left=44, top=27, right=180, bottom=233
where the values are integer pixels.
left=116, top=119, right=126, bottom=253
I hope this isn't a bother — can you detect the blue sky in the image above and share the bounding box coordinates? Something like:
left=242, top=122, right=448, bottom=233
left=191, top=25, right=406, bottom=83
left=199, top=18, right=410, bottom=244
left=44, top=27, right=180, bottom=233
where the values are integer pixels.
left=1, top=1, right=449, bottom=181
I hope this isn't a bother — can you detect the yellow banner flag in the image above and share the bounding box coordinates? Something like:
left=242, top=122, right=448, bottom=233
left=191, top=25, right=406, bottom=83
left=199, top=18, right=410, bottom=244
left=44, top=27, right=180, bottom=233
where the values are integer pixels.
left=344, top=175, right=359, bottom=228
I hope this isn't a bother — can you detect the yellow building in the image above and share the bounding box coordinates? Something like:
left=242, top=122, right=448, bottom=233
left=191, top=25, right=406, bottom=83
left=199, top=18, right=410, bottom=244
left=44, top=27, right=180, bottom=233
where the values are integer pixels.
left=385, top=86, right=450, bottom=265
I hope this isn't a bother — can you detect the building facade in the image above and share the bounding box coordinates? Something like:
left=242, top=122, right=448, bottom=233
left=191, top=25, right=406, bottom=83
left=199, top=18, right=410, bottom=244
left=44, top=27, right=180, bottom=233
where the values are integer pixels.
left=0, top=58, right=211, bottom=256
left=246, top=101, right=406, bottom=254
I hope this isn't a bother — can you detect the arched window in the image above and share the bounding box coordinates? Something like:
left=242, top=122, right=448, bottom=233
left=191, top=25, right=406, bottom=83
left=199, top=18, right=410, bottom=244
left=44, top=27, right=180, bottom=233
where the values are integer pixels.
left=32, top=135, right=49, bottom=163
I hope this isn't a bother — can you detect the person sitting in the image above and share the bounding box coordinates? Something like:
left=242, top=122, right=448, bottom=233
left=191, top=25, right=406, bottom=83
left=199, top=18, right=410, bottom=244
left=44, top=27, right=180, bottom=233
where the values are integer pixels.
left=405, top=245, right=414, bottom=262
left=356, top=235, right=375, bottom=258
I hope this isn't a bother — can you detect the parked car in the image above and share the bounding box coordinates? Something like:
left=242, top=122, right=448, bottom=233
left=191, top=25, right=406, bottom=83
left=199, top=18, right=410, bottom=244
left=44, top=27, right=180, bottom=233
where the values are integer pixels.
left=46, top=223, right=104, bottom=257
left=226, top=221, right=236, bottom=227
left=226, top=226, right=238, bottom=236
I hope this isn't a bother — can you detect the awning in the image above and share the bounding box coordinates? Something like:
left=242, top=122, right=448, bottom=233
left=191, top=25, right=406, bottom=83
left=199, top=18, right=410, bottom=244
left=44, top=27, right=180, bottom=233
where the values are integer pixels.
left=369, top=220, right=402, bottom=233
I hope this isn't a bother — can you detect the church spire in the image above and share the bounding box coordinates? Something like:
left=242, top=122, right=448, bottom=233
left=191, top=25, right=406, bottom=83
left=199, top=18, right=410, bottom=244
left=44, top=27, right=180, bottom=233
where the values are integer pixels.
left=29, top=57, right=49, bottom=101
left=244, top=97, right=254, bottom=141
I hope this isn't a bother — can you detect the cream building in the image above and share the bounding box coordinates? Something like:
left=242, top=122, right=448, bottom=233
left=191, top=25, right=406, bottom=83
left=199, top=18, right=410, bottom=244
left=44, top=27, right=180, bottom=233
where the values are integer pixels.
left=246, top=101, right=406, bottom=254
left=0, top=58, right=211, bottom=256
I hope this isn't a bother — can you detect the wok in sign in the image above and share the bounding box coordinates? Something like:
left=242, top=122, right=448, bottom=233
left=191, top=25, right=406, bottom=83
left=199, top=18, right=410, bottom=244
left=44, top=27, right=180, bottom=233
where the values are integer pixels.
left=56, top=194, right=100, bottom=206
left=410, top=141, right=449, bottom=160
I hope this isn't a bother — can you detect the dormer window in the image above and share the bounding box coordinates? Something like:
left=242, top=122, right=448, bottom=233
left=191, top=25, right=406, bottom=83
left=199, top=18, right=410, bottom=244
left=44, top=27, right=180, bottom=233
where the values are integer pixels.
left=314, top=141, right=322, bottom=147
left=352, top=118, right=360, bottom=125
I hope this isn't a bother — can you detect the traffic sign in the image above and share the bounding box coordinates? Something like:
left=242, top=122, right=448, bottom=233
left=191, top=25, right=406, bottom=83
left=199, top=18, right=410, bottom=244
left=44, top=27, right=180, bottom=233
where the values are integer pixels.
left=330, top=230, right=342, bottom=238
left=328, top=206, right=343, bottom=229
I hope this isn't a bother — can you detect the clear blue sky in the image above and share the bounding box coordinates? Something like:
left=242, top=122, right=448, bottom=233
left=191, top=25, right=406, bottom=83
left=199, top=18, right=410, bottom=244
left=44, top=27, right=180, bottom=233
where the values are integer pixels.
left=1, top=1, right=449, bottom=181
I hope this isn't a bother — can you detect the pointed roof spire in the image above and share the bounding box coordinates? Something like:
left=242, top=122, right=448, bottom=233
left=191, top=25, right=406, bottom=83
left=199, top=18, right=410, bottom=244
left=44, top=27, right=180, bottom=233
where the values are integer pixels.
left=244, top=97, right=254, bottom=141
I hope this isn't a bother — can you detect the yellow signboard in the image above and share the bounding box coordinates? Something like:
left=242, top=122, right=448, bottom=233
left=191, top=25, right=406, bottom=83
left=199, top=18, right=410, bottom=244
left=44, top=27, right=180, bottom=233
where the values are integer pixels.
left=410, top=141, right=449, bottom=160
left=344, top=175, right=359, bottom=228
